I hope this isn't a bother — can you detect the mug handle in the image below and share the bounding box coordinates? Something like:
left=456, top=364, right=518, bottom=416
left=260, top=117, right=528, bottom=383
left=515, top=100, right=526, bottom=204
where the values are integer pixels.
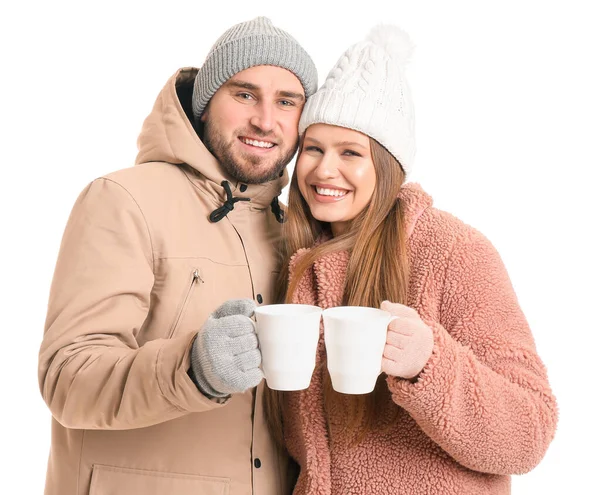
left=248, top=315, right=257, bottom=332
left=248, top=316, right=264, bottom=371
left=388, top=315, right=401, bottom=326
left=380, top=315, right=400, bottom=373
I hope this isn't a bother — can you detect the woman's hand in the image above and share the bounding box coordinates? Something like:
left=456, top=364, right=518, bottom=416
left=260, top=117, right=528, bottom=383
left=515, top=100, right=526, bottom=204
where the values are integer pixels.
left=380, top=301, right=434, bottom=380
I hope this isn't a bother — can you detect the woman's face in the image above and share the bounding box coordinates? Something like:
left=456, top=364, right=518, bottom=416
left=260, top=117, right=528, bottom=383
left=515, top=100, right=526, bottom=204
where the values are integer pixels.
left=296, top=124, right=376, bottom=236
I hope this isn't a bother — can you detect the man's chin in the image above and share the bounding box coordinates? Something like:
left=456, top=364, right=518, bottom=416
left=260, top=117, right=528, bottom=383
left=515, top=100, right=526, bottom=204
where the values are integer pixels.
left=228, top=154, right=287, bottom=184
left=237, top=167, right=284, bottom=185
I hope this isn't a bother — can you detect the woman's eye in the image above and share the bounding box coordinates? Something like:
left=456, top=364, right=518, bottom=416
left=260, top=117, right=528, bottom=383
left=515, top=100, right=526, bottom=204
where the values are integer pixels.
left=303, top=146, right=323, bottom=153
left=343, top=150, right=361, bottom=157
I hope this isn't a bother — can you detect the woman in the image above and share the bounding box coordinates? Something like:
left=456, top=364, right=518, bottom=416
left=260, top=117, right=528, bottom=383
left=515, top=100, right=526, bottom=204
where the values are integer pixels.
left=265, top=26, right=558, bottom=494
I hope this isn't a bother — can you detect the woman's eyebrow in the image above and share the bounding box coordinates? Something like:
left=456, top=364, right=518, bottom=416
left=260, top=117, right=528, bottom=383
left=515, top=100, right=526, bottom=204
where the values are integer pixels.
left=334, top=140, right=367, bottom=149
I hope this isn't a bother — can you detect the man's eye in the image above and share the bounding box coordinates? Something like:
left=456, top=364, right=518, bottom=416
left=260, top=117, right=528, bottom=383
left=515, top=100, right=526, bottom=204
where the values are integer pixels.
left=238, top=93, right=253, bottom=100
left=279, top=100, right=294, bottom=107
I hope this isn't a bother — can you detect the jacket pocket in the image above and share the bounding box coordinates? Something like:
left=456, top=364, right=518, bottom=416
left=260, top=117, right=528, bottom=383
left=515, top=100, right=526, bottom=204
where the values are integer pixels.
left=167, top=268, right=203, bottom=339
left=90, top=464, right=229, bottom=495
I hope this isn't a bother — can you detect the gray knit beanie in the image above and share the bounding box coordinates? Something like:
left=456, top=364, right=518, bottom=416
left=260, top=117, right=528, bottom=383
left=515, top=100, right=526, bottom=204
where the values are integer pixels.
left=192, top=16, right=318, bottom=119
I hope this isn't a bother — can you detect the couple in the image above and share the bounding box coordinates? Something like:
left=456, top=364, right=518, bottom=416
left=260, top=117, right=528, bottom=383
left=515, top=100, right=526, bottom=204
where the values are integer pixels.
left=38, top=16, right=557, bottom=495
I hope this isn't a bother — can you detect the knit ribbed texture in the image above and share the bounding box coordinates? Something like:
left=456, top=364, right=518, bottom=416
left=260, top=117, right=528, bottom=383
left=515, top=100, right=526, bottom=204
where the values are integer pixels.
left=189, top=299, right=263, bottom=398
left=192, top=17, right=318, bottom=119
left=299, top=26, right=416, bottom=175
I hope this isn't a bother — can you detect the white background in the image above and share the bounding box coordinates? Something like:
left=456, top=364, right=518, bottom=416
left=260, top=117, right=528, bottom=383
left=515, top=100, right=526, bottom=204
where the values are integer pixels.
left=1, top=0, right=598, bottom=493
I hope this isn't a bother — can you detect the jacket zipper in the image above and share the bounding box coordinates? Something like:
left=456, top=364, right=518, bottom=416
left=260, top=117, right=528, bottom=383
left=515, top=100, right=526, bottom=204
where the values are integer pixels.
left=167, top=269, right=203, bottom=339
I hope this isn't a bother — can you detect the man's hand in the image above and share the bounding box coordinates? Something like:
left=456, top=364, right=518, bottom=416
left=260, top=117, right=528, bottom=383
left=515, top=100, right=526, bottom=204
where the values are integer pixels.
left=190, top=299, right=263, bottom=398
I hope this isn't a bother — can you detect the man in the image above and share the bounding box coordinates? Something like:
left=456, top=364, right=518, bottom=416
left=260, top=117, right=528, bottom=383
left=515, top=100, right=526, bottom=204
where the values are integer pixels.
left=38, top=16, right=317, bottom=495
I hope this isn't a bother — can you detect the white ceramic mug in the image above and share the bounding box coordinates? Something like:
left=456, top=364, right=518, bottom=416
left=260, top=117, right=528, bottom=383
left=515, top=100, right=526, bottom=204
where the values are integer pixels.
left=322, top=306, right=394, bottom=394
left=253, top=304, right=323, bottom=391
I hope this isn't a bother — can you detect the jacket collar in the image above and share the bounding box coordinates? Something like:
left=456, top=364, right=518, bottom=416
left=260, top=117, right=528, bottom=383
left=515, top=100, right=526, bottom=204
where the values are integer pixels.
left=398, top=183, right=433, bottom=237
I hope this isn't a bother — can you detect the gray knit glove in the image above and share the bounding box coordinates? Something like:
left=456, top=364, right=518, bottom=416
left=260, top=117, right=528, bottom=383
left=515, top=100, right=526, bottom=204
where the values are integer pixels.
left=189, top=299, right=263, bottom=398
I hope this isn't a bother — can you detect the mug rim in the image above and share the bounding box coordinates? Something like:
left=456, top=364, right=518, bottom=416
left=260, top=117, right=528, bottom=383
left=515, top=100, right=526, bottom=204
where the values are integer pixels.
left=322, top=306, right=391, bottom=320
left=255, top=303, right=323, bottom=316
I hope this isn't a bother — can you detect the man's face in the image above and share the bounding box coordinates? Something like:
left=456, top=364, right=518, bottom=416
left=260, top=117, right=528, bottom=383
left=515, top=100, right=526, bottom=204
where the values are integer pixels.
left=200, top=65, right=305, bottom=184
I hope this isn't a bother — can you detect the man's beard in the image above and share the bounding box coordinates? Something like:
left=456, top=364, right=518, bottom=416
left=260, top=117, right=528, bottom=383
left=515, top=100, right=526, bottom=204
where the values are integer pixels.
left=202, top=119, right=297, bottom=185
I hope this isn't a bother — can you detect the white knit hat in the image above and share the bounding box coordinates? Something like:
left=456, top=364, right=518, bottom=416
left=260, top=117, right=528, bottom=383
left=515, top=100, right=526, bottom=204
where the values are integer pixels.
left=299, top=25, right=416, bottom=175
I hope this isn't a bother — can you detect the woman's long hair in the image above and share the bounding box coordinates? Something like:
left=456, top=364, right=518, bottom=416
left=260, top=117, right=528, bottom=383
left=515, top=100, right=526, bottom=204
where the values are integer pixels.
left=264, top=136, right=410, bottom=447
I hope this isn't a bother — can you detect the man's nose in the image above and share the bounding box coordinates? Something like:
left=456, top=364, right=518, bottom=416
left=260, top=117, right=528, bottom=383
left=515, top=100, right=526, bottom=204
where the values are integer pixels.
left=249, top=101, right=274, bottom=133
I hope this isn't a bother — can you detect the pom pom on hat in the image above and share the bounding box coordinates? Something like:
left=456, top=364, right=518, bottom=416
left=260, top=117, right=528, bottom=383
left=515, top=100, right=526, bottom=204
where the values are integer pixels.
left=366, top=25, right=414, bottom=69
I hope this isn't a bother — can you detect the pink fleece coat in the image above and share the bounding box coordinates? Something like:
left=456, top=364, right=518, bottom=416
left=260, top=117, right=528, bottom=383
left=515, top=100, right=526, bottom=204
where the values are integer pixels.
left=282, top=183, right=558, bottom=494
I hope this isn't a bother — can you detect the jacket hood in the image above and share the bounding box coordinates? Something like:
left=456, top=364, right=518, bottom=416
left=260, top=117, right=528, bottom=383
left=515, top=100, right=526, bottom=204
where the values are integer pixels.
left=135, top=67, right=289, bottom=210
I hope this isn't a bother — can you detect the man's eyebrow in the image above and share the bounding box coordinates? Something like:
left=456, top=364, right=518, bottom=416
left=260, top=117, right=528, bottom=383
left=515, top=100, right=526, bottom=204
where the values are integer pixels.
left=225, top=80, right=260, bottom=91
left=278, top=90, right=305, bottom=102
left=225, top=80, right=305, bottom=102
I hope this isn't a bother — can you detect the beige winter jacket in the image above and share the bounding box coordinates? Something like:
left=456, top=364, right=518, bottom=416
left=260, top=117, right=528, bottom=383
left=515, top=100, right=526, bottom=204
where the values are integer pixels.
left=38, top=68, right=293, bottom=495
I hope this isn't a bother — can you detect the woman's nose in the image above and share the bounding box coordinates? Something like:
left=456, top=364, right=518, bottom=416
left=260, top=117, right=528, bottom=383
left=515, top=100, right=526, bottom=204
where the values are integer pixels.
left=314, top=153, right=339, bottom=179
